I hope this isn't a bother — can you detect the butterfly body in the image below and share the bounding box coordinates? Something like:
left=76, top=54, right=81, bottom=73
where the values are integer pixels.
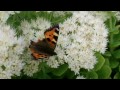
left=29, top=24, right=59, bottom=60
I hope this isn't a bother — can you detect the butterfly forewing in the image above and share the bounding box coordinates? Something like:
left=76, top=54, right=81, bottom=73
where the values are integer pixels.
left=44, top=24, right=59, bottom=49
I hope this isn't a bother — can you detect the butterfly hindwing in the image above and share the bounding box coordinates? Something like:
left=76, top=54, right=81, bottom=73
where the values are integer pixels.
left=29, top=40, right=49, bottom=60
left=44, top=24, right=59, bottom=49
left=29, top=39, right=57, bottom=60
left=31, top=52, right=48, bottom=60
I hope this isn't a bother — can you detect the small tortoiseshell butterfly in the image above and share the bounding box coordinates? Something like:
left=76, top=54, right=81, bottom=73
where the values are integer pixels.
left=29, top=24, right=59, bottom=60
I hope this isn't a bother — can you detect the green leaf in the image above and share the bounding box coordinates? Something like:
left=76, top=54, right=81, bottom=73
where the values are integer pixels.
left=106, top=11, right=115, bottom=17
left=94, top=52, right=105, bottom=71
left=108, top=77, right=112, bottom=79
left=52, top=64, right=68, bottom=76
left=33, top=70, right=51, bottom=79
left=105, top=16, right=117, bottom=33
left=119, top=66, right=120, bottom=72
left=103, top=51, right=111, bottom=57
left=65, top=69, right=75, bottom=79
left=113, top=33, right=120, bottom=42
left=110, top=26, right=119, bottom=34
left=115, top=24, right=120, bottom=30
left=109, top=58, right=119, bottom=68
left=79, top=68, right=88, bottom=77
left=42, top=63, right=54, bottom=73
left=111, top=42, right=120, bottom=48
left=104, top=58, right=110, bottom=66
left=114, top=72, right=120, bottom=79
left=43, top=74, right=51, bottom=79
left=32, top=62, right=52, bottom=79
left=112, top=50, right=120, bottom=59
left=110, top=16, right=117, bottom=29
left=97, top=65, right=111, bottom=79
left=86, top=71, right=98, bottom=79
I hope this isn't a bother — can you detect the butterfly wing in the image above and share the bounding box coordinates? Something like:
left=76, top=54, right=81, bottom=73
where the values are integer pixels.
left=29, top=39, right=57, bottom=60
left=29, top=24, right=59, bottom=60
left=29, top=40, right=49, bottom=60
left=31, top=52, right=49, bottom=60
left=44, top=24, right=59, bottom=49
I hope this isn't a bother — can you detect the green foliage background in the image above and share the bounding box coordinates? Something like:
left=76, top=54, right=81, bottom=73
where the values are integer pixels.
left=7, top=11, right=120, bottom=79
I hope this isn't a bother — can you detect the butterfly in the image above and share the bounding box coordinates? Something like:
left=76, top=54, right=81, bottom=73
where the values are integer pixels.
left=29, top=24, right=59, bottom=60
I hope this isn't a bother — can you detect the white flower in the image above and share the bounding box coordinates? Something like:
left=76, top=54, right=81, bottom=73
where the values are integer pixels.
left=23, top=60, right=40, bottom=77
left=0, top=11, right=10, bottom=24
left=89, top=11, right=110, bottom=22
left=46, top=56, right=60, bottom=68
left=18, top=11, right=108, bottom=76
left=47, top=11, right=52, bottom=13
left=76, top=75, right=86, bottom=79
left=20, top=17, right=51, bottom=45
left=0, top=11, right=20, bottom=25
left=19, top=17, right=51, bottom=76
left=53, top=11, right=66, bottom=17
left=0, top=24, right=25, bottom=79
left=47, top=11, right=108, bottom=75
left=90, top=11, right=120, bottom=21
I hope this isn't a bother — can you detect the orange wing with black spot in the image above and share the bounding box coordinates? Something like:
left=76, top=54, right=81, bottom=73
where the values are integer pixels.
left=29, top=40, right=49, bottom=60
left=44, top=24, right=59, bottom=49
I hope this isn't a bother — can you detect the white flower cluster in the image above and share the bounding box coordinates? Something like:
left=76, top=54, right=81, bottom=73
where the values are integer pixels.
left=90, top=11, right=120, bottom=21
left=47, top=11, right=108, bottom=74
left=0, top=11, right=20, bottom=25
left=23, top=60, right=40, bottom=77
left=19, top=17, right=51, bottom=76
left=0, top=24, right=25, bottom=79
left=89, top=11, right=110, bottom=22
left=53, top=11, right=67, bottom=17
left=0, top=11, right=109, bottom=78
